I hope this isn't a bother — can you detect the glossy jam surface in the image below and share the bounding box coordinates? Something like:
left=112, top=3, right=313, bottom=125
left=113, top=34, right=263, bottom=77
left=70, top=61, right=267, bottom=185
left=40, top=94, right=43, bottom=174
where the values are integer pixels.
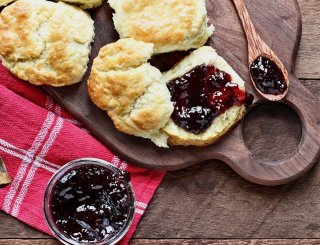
left=167, top=64, right=248, bottom=134
left=51, top=165, right=132, bottom=243
left=250, top=56, right=287, bottom=95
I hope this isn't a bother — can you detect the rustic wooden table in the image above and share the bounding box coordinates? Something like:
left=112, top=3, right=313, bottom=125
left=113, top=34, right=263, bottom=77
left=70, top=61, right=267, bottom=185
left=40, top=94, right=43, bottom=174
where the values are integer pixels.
left=1, top=0, right=320, bottom=244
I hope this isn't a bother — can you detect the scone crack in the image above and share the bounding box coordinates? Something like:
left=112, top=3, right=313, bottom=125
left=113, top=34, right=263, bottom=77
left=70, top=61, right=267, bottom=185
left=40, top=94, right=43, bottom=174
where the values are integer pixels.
left=4, top=17, right=49, bottom=66
left=30, top=16, right=51, bottom=62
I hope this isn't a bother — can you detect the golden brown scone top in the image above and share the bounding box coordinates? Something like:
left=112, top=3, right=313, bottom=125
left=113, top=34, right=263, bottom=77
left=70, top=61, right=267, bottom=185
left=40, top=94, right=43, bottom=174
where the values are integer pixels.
left=92, top=37, right=154, bottom=73
left=108, top=0, right=214, bottom=54
left=0, top=0, right=15, bottom=6
left=60, top=0, right=103, bottom=9
left=0, top=0, right=94, bottom=86
left=0, top=0, right=103, bottom=8
left=88, top=38, right=174, bottom=147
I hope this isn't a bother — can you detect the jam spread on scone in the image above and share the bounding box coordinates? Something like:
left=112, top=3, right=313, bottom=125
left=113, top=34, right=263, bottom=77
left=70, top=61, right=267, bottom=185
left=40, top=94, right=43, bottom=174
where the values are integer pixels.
left=51, top=165, right=132, bottom=243
left=167, top=64, right=247, bottom=134
left=250, top=56, right=287, bottom=95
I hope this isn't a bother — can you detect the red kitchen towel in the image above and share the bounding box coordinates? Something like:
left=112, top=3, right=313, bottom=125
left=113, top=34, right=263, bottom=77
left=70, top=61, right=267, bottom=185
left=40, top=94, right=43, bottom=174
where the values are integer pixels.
left=0, top=64, right=165, bottom=244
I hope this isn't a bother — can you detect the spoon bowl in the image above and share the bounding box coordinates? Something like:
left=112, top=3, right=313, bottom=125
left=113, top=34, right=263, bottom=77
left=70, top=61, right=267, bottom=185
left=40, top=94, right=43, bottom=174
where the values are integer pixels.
left=233, top=0, right=289, bottom=101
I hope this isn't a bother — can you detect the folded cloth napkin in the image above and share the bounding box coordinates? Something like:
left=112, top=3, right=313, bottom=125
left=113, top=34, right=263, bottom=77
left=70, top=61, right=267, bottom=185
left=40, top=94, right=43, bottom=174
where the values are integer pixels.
left=0, top=64, right=165, bottom=244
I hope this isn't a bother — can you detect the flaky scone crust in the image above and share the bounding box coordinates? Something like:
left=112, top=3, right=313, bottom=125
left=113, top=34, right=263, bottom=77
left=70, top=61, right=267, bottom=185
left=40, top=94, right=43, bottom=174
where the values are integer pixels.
left=108, top=0, right=214, bottom=54
left=88, top=38, right=173, bottom=147
left=0, top=0, right=15, bottom=6
left=0, top=0, right=94, bottom=86
left=61, top=0, right=103, bottom=9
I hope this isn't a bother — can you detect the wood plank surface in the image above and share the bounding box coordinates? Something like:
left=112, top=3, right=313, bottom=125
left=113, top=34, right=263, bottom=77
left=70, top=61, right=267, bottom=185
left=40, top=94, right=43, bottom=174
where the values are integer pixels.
left=131, top=239, right=320, bottom=245
left=2, top=239, right=320, bottom=245
left=296, top=0, right=320, bottom=78
left=1, top=0, right=320, bottom=244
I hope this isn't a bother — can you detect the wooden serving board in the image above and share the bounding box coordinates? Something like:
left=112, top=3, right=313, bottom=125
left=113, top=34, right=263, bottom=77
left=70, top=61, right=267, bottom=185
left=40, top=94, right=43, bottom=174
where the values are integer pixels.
left=44, top=0, right=320, bottom=185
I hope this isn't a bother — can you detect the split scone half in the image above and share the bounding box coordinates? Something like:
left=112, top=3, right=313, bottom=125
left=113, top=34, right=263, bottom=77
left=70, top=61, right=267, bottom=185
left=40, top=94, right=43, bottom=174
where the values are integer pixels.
left=108, top=0, right=214, bottom=54
left=163, top=46, right=247, bottom=146
left=88, top=38, right=174, bottom=147
left=0, top=0, right=94, bottom=86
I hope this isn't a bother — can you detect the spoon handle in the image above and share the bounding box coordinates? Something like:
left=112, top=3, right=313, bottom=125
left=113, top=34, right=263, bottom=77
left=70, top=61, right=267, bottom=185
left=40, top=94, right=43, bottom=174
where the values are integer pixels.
left=233, top=0, right=268, bottom=64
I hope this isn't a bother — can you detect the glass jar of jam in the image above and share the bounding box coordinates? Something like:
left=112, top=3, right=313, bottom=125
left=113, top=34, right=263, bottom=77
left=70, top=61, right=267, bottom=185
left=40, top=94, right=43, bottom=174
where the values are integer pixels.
left=43, top=158, right=135, bottom=245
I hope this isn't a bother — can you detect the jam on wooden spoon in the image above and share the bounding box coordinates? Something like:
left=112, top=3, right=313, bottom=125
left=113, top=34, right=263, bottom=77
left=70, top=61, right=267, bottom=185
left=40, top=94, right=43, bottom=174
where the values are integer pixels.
left=250, top=56, right=288, bottom=96
left=233, top=0, right=289, bottom=101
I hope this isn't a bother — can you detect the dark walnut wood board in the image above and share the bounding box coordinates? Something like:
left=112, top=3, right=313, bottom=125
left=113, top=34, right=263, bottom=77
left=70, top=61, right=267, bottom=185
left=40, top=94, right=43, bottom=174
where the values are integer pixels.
left=44, top=0, right=320, bottom=186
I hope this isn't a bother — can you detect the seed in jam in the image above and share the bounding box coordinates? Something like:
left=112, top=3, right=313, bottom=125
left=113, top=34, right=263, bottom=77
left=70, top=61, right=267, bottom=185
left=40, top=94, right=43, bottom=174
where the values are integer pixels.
left=250, top=56, right=287, bottom=95
left=167, top=64, right=248, bottom=134
left=50, top=165, right=133, bottom=243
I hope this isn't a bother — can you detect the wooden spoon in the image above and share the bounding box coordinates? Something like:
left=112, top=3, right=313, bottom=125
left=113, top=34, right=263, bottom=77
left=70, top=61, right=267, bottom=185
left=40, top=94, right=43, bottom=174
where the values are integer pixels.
left=233, top=0, right=289, bottom=101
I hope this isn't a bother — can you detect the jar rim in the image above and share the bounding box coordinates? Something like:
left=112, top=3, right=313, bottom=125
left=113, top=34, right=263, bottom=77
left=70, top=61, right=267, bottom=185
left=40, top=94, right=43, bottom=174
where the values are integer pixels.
left=43, top=158, right=135, bottom=245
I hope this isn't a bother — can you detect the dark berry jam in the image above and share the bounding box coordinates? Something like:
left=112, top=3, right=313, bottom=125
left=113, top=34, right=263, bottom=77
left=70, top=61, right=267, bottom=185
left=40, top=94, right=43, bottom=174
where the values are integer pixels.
left=250, top=56, right=287, bottom=95
left=50, top=165, right=133, bottom=243
left=167, top=64, right=248, bottom=134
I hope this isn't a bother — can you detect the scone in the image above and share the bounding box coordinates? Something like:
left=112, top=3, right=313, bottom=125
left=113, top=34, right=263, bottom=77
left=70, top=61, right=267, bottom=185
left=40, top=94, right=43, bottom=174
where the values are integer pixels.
left=60, top=0, right=103, bottom=9
left=0, top=0, right=15, bottom=6
left=88, top=38, right=174, bottom=147
left=0, top=0, right=94, bottom=87
left=163, top=46, right=247, bottom=146
left=108, top=0, right=214, bottom=54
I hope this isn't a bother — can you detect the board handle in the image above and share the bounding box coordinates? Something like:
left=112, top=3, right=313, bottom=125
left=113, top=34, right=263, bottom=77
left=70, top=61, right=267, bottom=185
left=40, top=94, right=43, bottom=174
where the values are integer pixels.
left=214, top=74, right=320, bottom=186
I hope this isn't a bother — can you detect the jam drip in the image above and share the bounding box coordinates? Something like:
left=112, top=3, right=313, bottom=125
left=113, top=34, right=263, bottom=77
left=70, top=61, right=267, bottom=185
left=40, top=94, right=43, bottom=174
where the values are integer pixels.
left=167, top=64, right=248, bottom=134
left=51, top=166, right=132, bottom=243
left=250, top=56, right=287, bottom=95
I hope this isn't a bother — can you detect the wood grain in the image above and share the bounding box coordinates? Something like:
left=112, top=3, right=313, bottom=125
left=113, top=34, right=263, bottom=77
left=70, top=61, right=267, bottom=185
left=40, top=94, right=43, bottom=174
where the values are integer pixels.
left=2, top=239, right=320, bottom=245
left=296, top=0, right=320, bottom=78
left=0, top=240, right=59, bottom=245
left=131, top=239, right=320, bottom=245
left=0, top=212, right=48, bottom=238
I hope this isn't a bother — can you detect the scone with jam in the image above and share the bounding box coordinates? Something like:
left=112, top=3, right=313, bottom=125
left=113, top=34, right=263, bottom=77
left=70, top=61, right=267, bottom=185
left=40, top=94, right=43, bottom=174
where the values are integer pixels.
left=164, top=46, right=248, bottom=146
